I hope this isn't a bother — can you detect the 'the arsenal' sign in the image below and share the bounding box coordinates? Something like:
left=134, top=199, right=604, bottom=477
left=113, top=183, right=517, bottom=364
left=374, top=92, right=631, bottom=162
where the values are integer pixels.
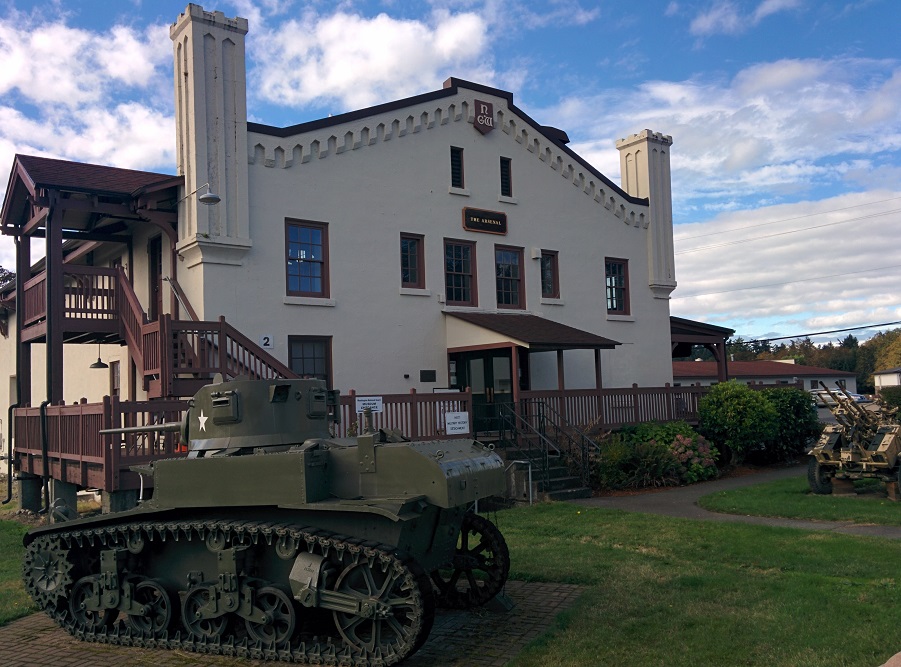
left=474, top=99, right=494, bottom=135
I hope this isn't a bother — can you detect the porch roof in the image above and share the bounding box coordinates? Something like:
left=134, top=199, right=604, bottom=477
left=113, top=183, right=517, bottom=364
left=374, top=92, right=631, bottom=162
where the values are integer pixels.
left=445, top=311, right=619, bottom=352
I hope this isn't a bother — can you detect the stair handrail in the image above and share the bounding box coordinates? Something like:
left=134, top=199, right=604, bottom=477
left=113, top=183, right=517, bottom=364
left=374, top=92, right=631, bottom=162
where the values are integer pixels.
left=116, top=267, right=148, bottom=376
left=520, top=398, right=601, bottom=487
left=495, top=402, right=556, bottom=492
left=217, top=317, right=298, bottom=380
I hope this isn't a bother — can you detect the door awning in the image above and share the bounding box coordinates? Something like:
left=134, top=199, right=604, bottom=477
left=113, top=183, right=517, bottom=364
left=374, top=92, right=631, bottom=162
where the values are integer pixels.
left=445, top=312, right=619, bottom=353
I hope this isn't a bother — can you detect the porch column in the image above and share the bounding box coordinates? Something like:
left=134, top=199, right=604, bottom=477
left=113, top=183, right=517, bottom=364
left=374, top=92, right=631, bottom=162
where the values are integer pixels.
left=15, top=235, right=31, bottom=404
left=45, top=194, right=64, bottom=404
left=511, top=344, right=521, bottom=406
left=556, top=350, right=565, bottom=390
left=594, top=349, right=603, bottom=389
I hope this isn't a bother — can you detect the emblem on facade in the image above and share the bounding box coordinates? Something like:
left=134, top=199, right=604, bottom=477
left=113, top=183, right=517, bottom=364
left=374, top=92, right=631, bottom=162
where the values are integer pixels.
left=474, top=99, right=494, bottom=135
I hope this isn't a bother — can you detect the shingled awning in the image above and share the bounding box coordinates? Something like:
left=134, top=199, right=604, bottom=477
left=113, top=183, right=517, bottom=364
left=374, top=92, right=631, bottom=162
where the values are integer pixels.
left=445, top=311, right=619, bottom=352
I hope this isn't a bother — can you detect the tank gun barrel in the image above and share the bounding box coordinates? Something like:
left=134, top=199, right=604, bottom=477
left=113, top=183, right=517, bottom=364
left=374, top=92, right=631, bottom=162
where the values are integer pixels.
left=99, top=422, right=182, bottom=435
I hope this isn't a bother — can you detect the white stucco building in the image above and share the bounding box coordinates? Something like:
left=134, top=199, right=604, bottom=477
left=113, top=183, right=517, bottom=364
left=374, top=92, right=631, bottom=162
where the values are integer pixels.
left=0, top=4, right=679, bottom=436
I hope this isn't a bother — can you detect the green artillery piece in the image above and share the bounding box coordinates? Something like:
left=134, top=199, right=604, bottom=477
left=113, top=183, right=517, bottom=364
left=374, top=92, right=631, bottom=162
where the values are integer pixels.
left=807, top=382, right=901, bottom=494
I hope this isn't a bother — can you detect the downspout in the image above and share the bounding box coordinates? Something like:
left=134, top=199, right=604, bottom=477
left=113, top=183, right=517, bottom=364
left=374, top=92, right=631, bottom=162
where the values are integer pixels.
left=2, top=402, right=17, bottom=504
left=38, top=400, right=50, bottom=514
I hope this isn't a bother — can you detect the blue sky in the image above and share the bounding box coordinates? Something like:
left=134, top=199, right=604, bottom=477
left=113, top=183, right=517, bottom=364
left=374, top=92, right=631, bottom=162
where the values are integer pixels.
left=1, top=0, right=899, bottom=343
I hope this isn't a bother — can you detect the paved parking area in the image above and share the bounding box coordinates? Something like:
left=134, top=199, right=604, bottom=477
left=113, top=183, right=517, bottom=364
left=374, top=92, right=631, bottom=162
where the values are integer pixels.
left=0, top=581, right=583, bottom=667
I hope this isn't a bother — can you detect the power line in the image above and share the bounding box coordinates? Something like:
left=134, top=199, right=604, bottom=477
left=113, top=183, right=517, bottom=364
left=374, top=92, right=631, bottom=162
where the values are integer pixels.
left=676, top=195, right=901, bottom=242
left=736, top=320, right=901, bottom=345
left=674, top=209, right=899, bottom=255
left=672, top=263, right=901, bottom=299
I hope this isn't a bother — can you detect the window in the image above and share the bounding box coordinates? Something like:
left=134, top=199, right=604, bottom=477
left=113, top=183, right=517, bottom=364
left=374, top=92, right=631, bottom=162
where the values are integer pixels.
left=286, top=220, right=329, bottom=297
left=500, top=157, right=512, bottom=197
left=495, top=246, right=524, bottom=309
left=450, top=146, right=464, bottom=188
left=400, top=233, right=424, bottom=289
left=289, top=336, right=332, bottom=386
left=540, top=251, right=559, bottom=299
left=444, top=239, right=477, bottom=306
left=605, top=258, right=629, bottom=315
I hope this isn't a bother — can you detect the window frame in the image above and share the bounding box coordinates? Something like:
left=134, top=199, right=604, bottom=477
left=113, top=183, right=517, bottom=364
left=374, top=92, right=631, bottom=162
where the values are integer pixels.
left=540, top=250, right=560, bottom=299
left=400, top=233, right=425, bottom=289
left=605, top=257, right=630, bottom=315
left=285, top=219, right=330, bottom=298
left=288, top=335, right=333, bottom=388
left=450, top=146, right=465, bottom=189
left=500, top=156, right=512, bottom=197
left=444, top=238, right=477, bottom=307
left=494, top=244, right=525, bottom=310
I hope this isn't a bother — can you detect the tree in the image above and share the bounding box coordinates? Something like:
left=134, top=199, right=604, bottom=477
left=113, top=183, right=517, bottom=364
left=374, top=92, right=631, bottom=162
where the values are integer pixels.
left=0, top=265, right=12, bottom=288
left=875, top=336, right=901, bottom=372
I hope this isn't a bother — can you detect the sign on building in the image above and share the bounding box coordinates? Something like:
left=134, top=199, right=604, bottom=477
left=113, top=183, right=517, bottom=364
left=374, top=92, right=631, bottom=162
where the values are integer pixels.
left=445, top=411, right=470, bottom=435
left=355, top=396, right=384, bottom=413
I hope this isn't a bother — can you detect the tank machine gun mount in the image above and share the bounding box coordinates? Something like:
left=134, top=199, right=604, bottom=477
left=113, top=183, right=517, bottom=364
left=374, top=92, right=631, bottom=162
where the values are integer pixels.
left=22, top=376, right=510, bottom=664
left=807, top=382, right=901, bottom=495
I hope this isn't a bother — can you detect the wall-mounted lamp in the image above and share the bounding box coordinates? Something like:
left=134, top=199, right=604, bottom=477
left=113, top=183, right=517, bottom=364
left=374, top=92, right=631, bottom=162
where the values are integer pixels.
left=178, top=182, right=221, bottom=206
left=89, top=343, right=108, bottom=369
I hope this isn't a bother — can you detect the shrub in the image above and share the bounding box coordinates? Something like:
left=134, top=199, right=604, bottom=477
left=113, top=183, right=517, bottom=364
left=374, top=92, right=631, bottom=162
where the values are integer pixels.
left=698, top=380, right=779, bottom=464
left=669, top=432, right=718, bottom=484
left=750, top=387, right=821, bottom=463
left=879, top=386, right=901, bottom=410
left=594, top=432, right=680, bottom=489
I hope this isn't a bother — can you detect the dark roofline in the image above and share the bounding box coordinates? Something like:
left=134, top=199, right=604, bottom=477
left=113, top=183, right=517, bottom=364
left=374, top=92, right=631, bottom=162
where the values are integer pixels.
left=247, top=77, right=644, bottom=206
left=670, top=315, right=735, bottom=337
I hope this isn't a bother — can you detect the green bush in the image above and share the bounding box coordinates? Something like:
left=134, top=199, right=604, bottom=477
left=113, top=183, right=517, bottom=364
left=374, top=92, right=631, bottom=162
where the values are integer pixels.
left=698, top=381, right=779, bottom=464
left=750, top=387, right=821, bottom=463
left=669, top=432, right=719, bottom=483
left=878, top=386, right=901, bottom=409
left=594, top=432, right=680, bottom=489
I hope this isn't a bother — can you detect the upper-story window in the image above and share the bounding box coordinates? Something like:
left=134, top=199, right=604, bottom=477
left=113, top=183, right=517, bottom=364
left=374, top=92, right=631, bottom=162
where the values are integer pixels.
left=500, top=157, right=512, bottom=197
left=444, top=239, right=476, bottom=306
left=540, top=250, right=559, bottom=299
left=450, top=146, right=465, bottom=189
left=400, top=233, right=425, bottom=289
left=495, top=245, right=524, bottom=309
left=286, top=220, right=329, bottom=297
left=605, top=257, right=629, bottom=315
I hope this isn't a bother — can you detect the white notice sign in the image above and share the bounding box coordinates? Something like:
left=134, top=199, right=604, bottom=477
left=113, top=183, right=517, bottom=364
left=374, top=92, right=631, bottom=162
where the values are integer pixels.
left=355, top=396, right=384, bottom=413
left=445, top=411, right=470, bottom=435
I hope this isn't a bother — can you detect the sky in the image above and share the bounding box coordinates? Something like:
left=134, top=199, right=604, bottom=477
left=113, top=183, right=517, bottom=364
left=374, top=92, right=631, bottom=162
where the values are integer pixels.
left=0, top=0, right=899, bottom=344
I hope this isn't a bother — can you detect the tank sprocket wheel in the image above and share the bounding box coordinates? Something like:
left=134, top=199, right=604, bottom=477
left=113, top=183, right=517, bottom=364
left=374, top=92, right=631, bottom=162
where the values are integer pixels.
left=332, top=550, right=434, bottom=660
left=69, top=576, right=116, bottom=631
left=23, top=535, right=74, bottom=610
left=182, top=585, right=227, bottom=640
left=126, top=578, right=174, bottom=637
left=245, top=586, right=296, bottom=644
left=431, top=511, right=510, bottom=609
left=808, top=457, right=834, bottom=495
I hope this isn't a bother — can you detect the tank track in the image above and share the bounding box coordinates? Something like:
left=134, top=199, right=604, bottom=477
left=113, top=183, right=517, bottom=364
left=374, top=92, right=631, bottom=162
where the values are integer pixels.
left=23, top=518, right=435, bottom=666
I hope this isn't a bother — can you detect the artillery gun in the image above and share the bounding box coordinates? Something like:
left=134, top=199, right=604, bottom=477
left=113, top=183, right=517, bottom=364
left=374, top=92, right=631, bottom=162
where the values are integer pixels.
left=807, top=383, right=901, bottom=494
left=22, top=376, right=509, bottom=664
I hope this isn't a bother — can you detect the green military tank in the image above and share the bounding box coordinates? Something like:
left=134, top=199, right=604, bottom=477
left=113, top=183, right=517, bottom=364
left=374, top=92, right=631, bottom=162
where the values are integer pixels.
left=807, top=383, right=901, bottom=494
left=22, top=376, right=509, bottom=664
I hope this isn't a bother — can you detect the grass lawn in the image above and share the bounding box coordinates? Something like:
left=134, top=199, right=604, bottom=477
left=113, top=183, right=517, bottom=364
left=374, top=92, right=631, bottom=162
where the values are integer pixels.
left=2, top=499, right=900, bottom=666
left=698, top=474, right=901, bottom=525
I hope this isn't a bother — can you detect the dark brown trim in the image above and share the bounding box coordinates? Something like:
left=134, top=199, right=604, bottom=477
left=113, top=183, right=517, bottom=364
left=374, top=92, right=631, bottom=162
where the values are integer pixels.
left=494, top=244, right=524, bottom=310
left=285, top=219, right=330, bottom=298
left=287, top=335, right=333, bottom=388
left=540, top=250, right=560, bottom=299
left=605, top=257, right=630, bottom=316
left=400, top=232, right=425, bottom=289
left=443, top=238, right=477, bottom=307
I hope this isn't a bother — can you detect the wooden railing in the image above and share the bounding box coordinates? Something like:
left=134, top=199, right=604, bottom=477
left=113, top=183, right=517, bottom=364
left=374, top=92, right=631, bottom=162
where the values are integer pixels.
left=21, top=265, right=121, bottom=328
left=12, top=397, right=188, bottom=492
left=335, top=389, right=472, bottom=441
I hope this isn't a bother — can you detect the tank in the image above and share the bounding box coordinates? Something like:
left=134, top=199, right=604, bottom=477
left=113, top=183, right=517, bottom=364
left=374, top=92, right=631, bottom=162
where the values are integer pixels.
left=21, top=376, right=509, bottom=664
left=807, top=383, right=901, bottom=494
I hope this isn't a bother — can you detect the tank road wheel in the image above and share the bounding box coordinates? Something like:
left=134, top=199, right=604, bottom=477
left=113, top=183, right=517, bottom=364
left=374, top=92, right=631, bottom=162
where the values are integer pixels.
left=23, top=536, right=73, bottom=610
left=126, top=579, right=173, bottom=637
left=808, top=457, right=834, bottom=495
left=182, top=586, right=227, bottom=640
left=245, top=586, right=296, bottom=645
left=431, top=512, right=510, bottom=609
left=69, top=576, right=116, bottom=631
left=332, top=553, right=433, bottom=659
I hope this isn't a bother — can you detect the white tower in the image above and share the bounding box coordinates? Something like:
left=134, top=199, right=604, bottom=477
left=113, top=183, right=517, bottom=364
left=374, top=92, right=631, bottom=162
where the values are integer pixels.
left=171, top=4, right=252, bottom=269
left=616, top=130, right=677, bottom=299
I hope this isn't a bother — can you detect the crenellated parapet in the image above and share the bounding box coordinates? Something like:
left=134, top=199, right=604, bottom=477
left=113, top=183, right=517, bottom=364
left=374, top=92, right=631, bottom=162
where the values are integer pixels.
left=248, top=98, right=648, bottom=229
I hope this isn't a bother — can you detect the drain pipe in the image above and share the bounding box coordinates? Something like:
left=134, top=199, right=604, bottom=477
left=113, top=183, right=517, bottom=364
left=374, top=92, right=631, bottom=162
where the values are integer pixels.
left=38, top=400, right=50, bottom=514
left=2, top=405, right=16, bottom=504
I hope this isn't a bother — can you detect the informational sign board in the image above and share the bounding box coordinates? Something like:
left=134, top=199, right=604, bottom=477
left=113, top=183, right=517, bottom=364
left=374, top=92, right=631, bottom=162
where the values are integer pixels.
left=445, top=411, right=470, bottom=435
left=355, top=396, right=384, bottom=414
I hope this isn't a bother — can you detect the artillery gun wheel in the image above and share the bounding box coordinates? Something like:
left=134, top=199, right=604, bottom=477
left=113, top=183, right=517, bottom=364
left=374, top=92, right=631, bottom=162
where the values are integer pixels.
left=182, top=585, right=227, bottom=639
left=126, top=578, right=174, bottom=636
left=245, top=586, right=296, bottom=644
left=808, top=457, right=833, bottom=495
left=69, top=576, right=116, bottom=630
left=332, top=551, right=434, bottom=657
left=431, top=512, right=510, bottom=609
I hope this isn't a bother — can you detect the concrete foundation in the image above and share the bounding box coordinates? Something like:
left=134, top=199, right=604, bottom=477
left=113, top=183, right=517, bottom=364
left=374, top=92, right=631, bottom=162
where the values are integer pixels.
left=18, top=474, right=42, bottom=512
left=102, top=489, right=138, bottom=514
left=50, top=479, right=79, bottom=522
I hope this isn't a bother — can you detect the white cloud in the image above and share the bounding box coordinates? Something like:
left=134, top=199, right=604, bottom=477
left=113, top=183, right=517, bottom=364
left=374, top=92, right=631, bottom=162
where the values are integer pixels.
left=690, top=0, right=802, bottom=37
left=250, top=8, right=493, bottom=111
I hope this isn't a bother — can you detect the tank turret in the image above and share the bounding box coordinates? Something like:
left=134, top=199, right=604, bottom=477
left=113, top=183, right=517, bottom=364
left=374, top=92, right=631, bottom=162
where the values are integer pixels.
left=22, top=376, right=509, bottom=664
